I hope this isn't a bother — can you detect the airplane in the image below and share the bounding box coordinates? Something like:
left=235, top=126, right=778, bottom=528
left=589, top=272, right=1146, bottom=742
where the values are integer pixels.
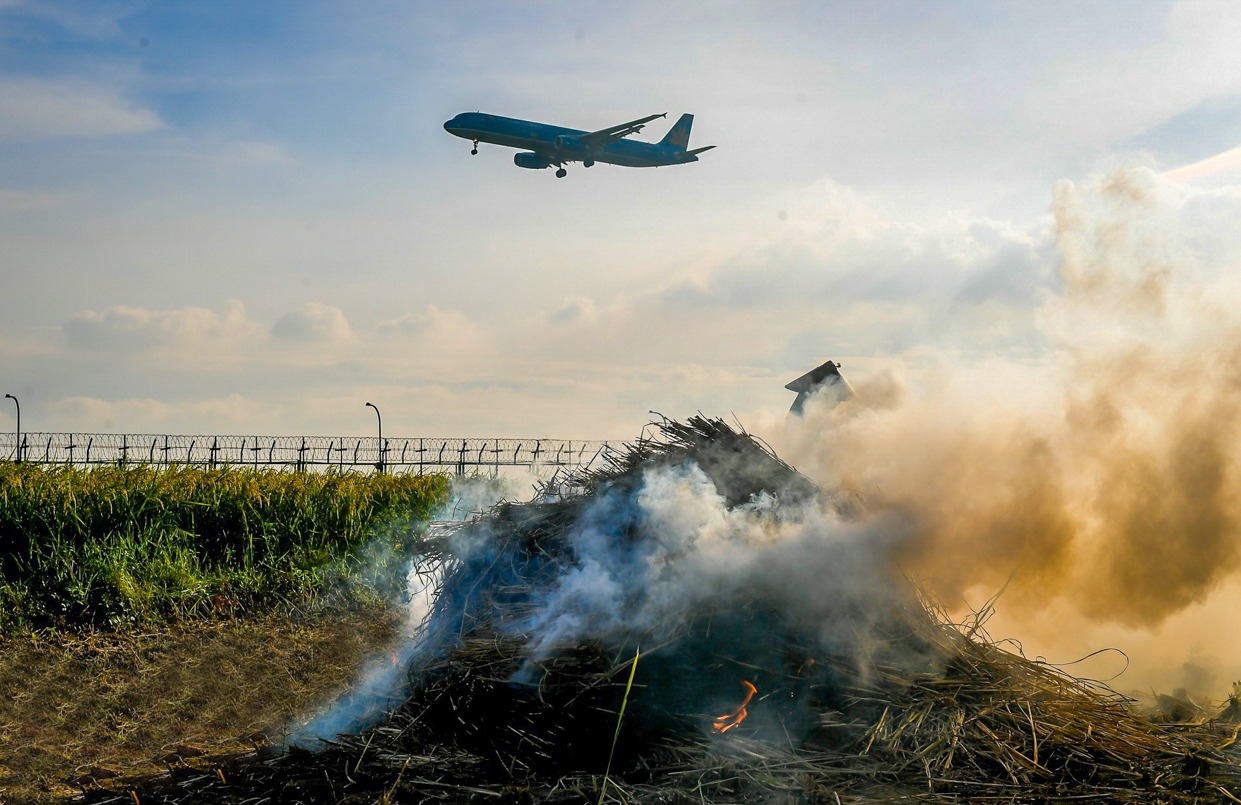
left=442, top=111, right=714, bottom=177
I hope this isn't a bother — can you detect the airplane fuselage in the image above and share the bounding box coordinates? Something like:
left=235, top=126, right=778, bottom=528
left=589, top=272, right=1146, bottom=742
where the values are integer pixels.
left=443, top=112, right=705, bottom=170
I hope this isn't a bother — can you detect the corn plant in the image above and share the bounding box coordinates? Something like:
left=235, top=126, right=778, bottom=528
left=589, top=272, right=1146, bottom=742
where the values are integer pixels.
left=0, top=463, right=450, bottom=631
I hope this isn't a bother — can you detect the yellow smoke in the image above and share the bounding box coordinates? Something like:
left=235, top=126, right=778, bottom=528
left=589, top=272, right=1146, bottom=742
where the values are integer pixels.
left=775, top=166, right=1241, bottom=694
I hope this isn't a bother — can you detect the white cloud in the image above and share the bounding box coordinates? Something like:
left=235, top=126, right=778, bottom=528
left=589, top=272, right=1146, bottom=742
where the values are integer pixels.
left=65, top=299, right=259, bottom=352
left=376, top=304, right=475, bottom=340
left=1163, top=143, right=1241, bottom=184
left=647, top=182, right=1048, bottom=316
left=0, top=77, right=162, bottom=143
left=271, top=302, right=355, bottom=343
left=373, top=305, right=487, bottom=367
left=549, top=296, right=599, bottom=325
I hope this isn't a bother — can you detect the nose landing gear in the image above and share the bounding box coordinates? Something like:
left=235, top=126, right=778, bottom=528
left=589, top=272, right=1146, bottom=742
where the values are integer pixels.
left=471, top=139, right=479, bottom=155
left=555, top=167, right=567, bottom=178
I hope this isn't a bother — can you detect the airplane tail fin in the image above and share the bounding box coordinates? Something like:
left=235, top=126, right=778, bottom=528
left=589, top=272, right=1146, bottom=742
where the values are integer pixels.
left=659, top=113, right=695, bottom=150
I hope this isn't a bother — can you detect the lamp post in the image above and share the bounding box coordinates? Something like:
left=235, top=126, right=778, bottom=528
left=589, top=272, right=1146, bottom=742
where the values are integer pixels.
left=4, top=394, right=18, bottom=464
left=365, top=402, right=383, bottom=474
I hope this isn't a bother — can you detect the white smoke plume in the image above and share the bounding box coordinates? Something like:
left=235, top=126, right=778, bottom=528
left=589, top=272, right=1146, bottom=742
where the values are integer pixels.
left=399, top=448, right=958, bottom=754
left=284, top=473, right=525, bottom=746
left=519, top=462, right=914, bottom=666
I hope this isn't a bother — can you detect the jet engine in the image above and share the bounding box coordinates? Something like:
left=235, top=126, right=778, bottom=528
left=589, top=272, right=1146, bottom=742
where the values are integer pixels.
left=553, top=135, right=582, bottom=153
left=513, top=152, right=551, bottom=169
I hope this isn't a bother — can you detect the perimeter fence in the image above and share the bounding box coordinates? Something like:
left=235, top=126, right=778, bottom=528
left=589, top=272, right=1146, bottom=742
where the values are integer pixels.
left=0, top=433, right=621, bottom=476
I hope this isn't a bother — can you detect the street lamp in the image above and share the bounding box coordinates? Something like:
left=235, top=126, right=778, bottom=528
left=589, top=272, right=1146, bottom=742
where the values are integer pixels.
left=4, top=394, right=18, bottom=464
left=365, top=402, right=383, bottom=474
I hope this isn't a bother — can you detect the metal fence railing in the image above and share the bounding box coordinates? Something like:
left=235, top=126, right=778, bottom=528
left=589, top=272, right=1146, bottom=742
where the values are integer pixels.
left=0, top=433, right=621, bottom=475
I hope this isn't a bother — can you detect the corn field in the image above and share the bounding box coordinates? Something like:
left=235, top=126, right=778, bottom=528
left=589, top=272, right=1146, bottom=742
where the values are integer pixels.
left=0, top=463, right=450, bottom=632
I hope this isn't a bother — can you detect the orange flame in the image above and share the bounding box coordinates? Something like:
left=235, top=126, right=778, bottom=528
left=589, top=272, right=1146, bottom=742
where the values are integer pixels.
left=712, top=680, right=757, bottom=733
left=792, top=658, right=816, bottom=699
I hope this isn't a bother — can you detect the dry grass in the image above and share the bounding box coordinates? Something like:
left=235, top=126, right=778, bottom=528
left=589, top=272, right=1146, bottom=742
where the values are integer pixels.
left=0, top=603, right=403, bottom=804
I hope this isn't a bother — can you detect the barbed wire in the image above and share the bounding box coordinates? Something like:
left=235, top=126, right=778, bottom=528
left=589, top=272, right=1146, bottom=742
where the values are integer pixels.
left=0, top=433, right=622, bottom=475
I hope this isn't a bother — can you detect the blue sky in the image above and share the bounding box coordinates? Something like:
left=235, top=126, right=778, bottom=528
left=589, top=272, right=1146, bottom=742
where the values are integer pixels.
left=3, top=0, right=1241, bottom=439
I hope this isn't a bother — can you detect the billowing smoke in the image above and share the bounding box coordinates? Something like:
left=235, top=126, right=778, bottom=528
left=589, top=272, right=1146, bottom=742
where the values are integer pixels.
left=402, top=437, right=951, bottom=754
left=776, top=166, right=1241, bottom=693
left=285, top=474, right=525, bottom=746
left=517, top=462, right=917, bottom=671
left=291, top=165, right=1241, bottom=749
left=288, top=417, right=957, bottom=752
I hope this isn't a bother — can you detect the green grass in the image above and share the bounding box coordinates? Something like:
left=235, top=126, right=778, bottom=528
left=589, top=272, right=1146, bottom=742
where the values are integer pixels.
left=0, top=463, right=450, bottom=632
left=599, top=645, right=640, bottom=805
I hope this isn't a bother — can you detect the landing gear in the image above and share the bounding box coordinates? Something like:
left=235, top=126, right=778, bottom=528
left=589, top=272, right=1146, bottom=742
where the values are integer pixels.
left=471, top=139, right=478, bottom=155
left=583, top=159, right=594, bottom=168
left=555, top=167, right=567, bottom=178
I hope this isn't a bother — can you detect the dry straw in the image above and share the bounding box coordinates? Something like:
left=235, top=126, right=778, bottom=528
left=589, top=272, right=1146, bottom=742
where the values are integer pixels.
left=73, top=418, right=1241, bottom=803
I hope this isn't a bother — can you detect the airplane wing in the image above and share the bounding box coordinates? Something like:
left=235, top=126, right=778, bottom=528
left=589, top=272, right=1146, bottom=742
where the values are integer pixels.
left=578, top=113, right=666, bottom=146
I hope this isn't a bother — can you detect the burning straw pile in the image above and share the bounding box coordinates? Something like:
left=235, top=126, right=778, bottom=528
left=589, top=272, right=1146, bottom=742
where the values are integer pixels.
left=83, top=417, right=1241, bottom=803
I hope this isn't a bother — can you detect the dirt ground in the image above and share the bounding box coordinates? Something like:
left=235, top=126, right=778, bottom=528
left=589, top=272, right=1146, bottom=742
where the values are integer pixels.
left=0, top=605, right=403, bottom=804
